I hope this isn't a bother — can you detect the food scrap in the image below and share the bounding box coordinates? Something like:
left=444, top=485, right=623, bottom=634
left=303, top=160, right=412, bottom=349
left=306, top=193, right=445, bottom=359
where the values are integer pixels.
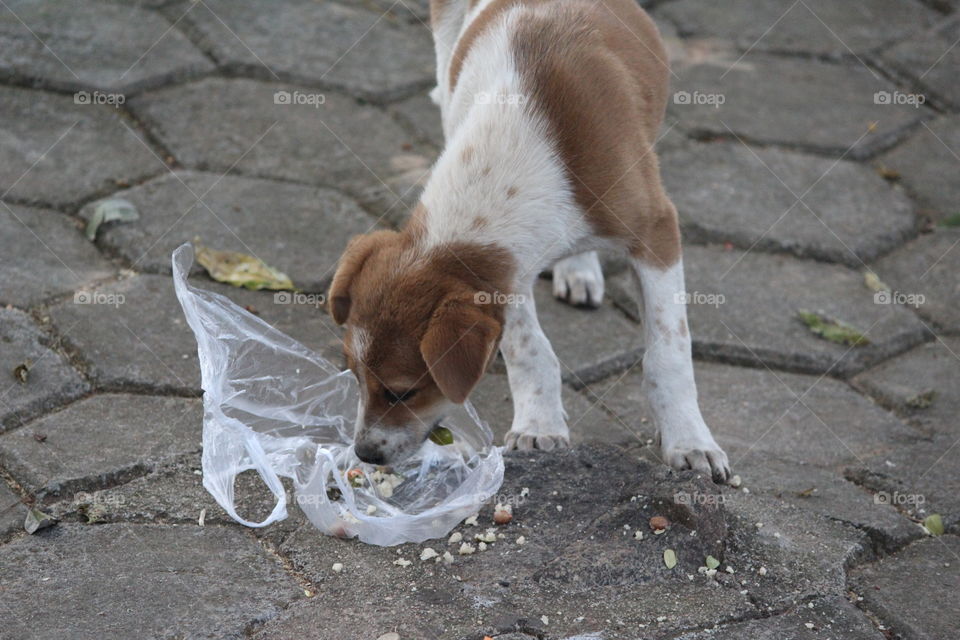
left=650, top=515, right=669, bottom=533
left=493, top=503, right=513, bottom=525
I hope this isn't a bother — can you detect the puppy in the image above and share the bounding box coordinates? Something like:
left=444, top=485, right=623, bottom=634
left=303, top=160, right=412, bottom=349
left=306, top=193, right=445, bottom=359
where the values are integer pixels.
left=328, top=0, right=730, bottom=481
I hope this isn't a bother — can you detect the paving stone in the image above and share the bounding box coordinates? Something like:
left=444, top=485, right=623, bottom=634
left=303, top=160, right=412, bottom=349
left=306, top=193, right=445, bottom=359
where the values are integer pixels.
left=0, top=308, right=88, bottom=433
left=656, top=0, right=939, bottom=58
left=669, top=54, right=928, bottom=160
left=391, top=91, right=444, bottom=148
left=368, top=0, right=431, bottom=23
left=0, top=393, right=202, bottom=496
left=590, top=361, right=921, bottom=470
left=469, top=373, right=641, bottom=447
left=878, top=116, right=960, bottom=222
left=177, top=0, right=434, bottom=101
left=881, top=16, right=960, bottom=111
left=528, top=279, right=644, bottom=387
left=849, top=536, right=960, bottom=640
left=0, top=0, right=213, bottom=93
left=0, top=203, right=115, bottom=307
left=854, top=338, right=960, bottom=437
left=0, top=481, right=26, bottom=539
left=47, top=273, right=345, bottom=394
left=0, top=522, right=302, bottom=640
left=674, top=596, right=884, bottom=640
left=265, top=445, right=754, bottom=640
left=846, top=436, right=960, bottom=534
left=662, top=142, right=916, bottom=265
left=608, top=245, right=929, bottom=376
left=873, top=228, right=960, bottom=333
left=0, top=87, right=160, bottom=208
left=130, top=78, right=432, bottom=224
left=78, top=170, right=376, bottom=292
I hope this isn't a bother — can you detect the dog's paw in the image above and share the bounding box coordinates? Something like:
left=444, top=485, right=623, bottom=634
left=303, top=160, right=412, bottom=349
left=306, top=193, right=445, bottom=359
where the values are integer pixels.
left=504, top=431, right=570, bottom=451
left=553, top=252, right=604, bottom=308
left=662, top=438, right=731, bottom=484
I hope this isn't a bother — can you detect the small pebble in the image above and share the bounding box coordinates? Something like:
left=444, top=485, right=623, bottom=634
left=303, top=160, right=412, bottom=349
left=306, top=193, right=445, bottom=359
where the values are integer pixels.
left=516, top=536, right=526, bottom=545
left=332, top=562, right=344, bottom=573
left=728, top=474, right=742, bottom=488
left=758, top=566, right=767, bottom=576
left=541, top=615, right=549, bottom=625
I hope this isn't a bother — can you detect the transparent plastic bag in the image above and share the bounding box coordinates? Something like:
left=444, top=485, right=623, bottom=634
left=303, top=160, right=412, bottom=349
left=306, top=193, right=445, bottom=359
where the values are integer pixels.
left=171, top=243, right=504, bottom=546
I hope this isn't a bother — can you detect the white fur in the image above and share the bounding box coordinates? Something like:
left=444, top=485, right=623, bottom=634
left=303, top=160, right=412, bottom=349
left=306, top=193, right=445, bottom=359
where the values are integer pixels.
left=553, top=251, right=604, bottom=307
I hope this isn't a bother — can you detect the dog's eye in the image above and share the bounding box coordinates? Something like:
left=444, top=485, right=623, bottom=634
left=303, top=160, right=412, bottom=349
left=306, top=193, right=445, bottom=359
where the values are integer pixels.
left=384, top=388, right=417, bottom=404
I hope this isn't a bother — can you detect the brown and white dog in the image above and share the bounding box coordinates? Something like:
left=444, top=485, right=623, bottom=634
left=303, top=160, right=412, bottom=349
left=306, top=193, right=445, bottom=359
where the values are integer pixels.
left=328, top=0, right=730, bottom=482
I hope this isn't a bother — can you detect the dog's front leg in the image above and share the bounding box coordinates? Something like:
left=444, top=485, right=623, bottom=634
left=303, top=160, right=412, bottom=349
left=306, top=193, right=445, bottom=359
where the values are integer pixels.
left=501, top=285, right=570, bottom=450
left=631, top=256, right=731, bottom=483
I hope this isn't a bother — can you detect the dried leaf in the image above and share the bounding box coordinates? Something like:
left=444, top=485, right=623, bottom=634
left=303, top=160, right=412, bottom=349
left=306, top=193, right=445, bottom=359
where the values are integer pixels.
left=24, top=508, right=57, bottom=534
left=195, top=244, right=293, bottom=291
left=85, top=198, right=139, bottom=240
left=13, top=362, right=28, bottom=384
left=940, top=213, right=960, bottom=228
left=923, top=513, right=944, bottom=536
left=663, top=548, right=677, bottom=569
left=905, top=389, right=937, bottom=410
left=797, top=310, right=870, bottom=347
left=875, top=164, right=900, bottom=181
left=797, top=487, right=817, bottom=498
left=705, top=555, right=720, bottom=570
left=428, top=426, right=455, bottom=446
left=863, top=271, right=890, bottom=293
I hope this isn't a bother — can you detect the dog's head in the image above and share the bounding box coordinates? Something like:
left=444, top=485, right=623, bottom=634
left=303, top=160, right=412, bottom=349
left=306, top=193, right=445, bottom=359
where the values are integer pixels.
left=328, top=228, right=512, bottom=465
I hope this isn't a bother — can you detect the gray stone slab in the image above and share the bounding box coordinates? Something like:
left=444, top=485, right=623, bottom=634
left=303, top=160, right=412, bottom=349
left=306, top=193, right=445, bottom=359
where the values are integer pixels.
left=881, top=17, right=960, bottom=111
left=529, top=278, right=645, bottom=387
left=669, top=54, right=928, bottom=160
left=873, top=229, right=960, bottom=333
left=608, top=245, right=930, bottom=377
left=661, top=142, right=916, bottom=265
left=130, top=78, right=432, bottom=223
left=854, top=338, right=960, bottom=437
left=266, top=445, right=754, bottom=639
left=469, top=373, right=641, bottom=447
left=850, top=536, right=960, bottom=640
left=0, top=523, right=302, bottom=640
left=78, top=171, right=376, bottom=292
left=656, top=0, right=939, bottom=58
left=368, top=0, right=431, bottom=24
left=0, top=481, right=26, bottom=539
left=0, top=203, right=115, bottom=307
left=177, top=0, right=434, bottom=102
left=0, top=308, right=88, bottom=433
left=674, top=597, right=884, bottom=640
left=878, top=116, right=960, bottom=221
left=48, top=273, right=345, bottom=394
left=0, top=87, right=160, bottom=208
left=0, top=393, right=202, bottom=496
left=0, top=0, right=213, bottom=93
left=391, top=91, right=444, bottom=149
left=590, top=361, right=921, bottom=469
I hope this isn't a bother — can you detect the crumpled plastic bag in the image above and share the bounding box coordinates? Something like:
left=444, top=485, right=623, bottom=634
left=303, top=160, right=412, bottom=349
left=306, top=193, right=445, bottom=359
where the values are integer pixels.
left=171, top=243, right=504, bottom=546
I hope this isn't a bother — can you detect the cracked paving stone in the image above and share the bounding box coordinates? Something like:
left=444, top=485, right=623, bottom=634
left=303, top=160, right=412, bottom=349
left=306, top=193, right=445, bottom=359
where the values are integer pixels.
left=0, top=523, right=302, bottom=640
left=522, top=279, right=644, bottom=387
left=880, top=16, right=960, bottom=111
left=130, top=78, right=432, bottom=224
left=0, top=481, right=27, bottom=538
left=0, top=203, right=115, bottom=308
left=608, top=245, right=929, bottom=377
left=877, top=116, right=960, bottom=221
left=590, top=360, right=921, bottom=469
left=47, top=273, right=345, bottom=394
left=260, top=446, right=755, bottom=640
left=0, top=393, right=202, bottom=497
left=674, top=596, right=884, bottom=639
left=854, top=337, right=960, bottom=437
left=78, top=170, right=376, bottom=292
left=873, top=228, right=960, bottom=333
left=661, top=142, right=916, bottom=265
left=176, top=0, right=434, bottom=102
left=850, top=536, right=960, bottom=640
left=0, top=308, right=88, bottom=433
left=0, top=0, right=213, bottom=93
left=655, top=0, right=939, bottom=58
left=469, top=373, right=640, bottom=447
left=0, top=87, right=160, bottom=208
left=669, top=54, right=928, bottom=160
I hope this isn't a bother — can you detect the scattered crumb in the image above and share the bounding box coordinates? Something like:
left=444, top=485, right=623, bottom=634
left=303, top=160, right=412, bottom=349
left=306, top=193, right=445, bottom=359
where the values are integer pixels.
left=516, top=536, right=526, bottom=545
left=332, top=562, right=344, bottom=573
left=443, top=551, right=455, bottom=564
left=520, top=487, right=530, bottom=497
left=541, top=615, right=549, bottom=625
left=475, top=529, right=497, bottom=543
left=393, top=558, right=411, bottom=567
left=448, top=532, right=463, bottom=544
left=478, top=541, right=487, bottom=551
left=464, top=514, right=479, bottom=526
left=556, top=505, right=563, bottom=512
left=459, top=543, right=476, bottom=555
left=729, top=474, right=742, bottom=488
left=366, top=504, right=377, bottom=515
left=420, top=548, right=439, bottom=562
left=634, top=530, right=644, bottom=541
left=758, top=566, right=767, bottom=576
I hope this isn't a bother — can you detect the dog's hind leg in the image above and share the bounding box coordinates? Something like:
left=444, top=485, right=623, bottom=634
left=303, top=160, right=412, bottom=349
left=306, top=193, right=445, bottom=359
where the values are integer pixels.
left=553, top=250, right=604, bottom=308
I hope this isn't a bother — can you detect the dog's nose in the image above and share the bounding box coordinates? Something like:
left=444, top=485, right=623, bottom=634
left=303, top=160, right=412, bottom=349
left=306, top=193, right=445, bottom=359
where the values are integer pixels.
left=355, top=441, right=386, bottom=465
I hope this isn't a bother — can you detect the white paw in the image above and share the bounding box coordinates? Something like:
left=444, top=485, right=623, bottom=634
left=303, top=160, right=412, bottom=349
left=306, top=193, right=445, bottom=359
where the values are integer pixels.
left=504, top=431, right=570, bottom=451
left=553, top=252, right=604, bottom=308
left=660, top=433, right=731, bottom=484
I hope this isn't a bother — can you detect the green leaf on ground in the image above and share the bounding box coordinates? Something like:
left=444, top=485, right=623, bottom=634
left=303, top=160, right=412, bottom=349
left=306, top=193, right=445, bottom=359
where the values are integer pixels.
left=905, top=389, right=937, bottom=410
left=923, top=514, right=944, bottom=536
left=797, top=310, right=870, bottom=347
left=663, top=549, right=677, bottom=569
left=939, top=213, right=960, bottom=228
left=85, top=198, right=139, bottom=240
left=705, top=555, right=720, bottom=570
left=195, top=244, right=294, bottom=291
left=428, top=426, right=454, bottom=446
left=863, top=271, right=890, bottom=293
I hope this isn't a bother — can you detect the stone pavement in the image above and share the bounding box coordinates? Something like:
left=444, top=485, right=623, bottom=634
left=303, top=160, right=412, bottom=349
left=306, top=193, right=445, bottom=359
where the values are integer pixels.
left=0, top=0, right=958, bottom=638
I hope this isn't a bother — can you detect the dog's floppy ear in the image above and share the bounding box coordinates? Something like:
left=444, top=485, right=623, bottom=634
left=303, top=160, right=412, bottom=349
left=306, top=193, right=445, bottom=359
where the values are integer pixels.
left=420, top=297, right=501, bottom=404
left=328, top=230, right=397, bottom=325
